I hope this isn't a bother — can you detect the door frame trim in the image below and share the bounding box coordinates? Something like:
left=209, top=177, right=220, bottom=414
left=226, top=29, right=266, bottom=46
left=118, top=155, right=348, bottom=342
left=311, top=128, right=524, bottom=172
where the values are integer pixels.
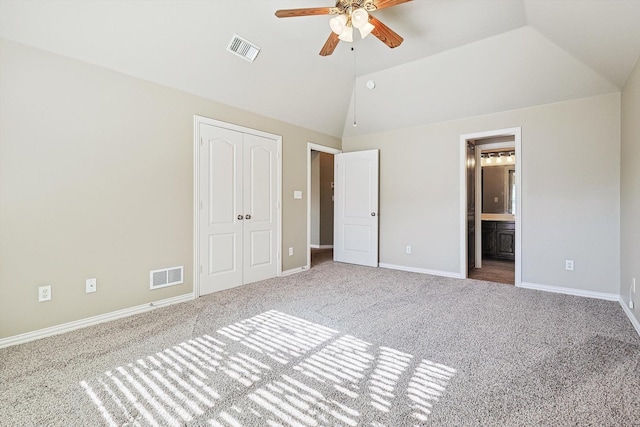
left=306, top=143, right=341, bottom=269
left=193, top=115, right=283, bottom=297
left=459, top=127, right=522, bottom=286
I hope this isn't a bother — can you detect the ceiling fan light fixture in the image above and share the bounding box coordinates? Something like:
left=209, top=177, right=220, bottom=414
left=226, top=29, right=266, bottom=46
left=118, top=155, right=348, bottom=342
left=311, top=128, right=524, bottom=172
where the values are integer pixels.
left=275, top=0, right=411, bottom=56
left=338, top=25, right=353, bottom=42
left=358, top=21, right=375, bottom=39
left=329, top=14, right=348, bottom=35
left=351, top=8, right=369, bottom=29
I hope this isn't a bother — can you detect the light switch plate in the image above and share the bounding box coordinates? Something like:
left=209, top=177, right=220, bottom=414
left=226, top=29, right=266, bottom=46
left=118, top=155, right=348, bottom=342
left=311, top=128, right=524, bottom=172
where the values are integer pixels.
left=293, top=190, right=302, bottom=199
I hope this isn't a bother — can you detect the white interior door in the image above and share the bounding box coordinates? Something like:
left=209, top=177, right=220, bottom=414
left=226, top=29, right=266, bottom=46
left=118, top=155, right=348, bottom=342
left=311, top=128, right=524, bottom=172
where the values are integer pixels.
left=200, top=124, right=243, bottom=294
left=199, top=124, right=278, bottom=295
left=334, top=150, right=379, bottom=267
left=242, top=133, right=278, bottom=284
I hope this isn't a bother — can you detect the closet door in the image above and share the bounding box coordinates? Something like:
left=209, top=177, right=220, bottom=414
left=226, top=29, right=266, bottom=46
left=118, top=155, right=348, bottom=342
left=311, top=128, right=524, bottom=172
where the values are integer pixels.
left=199, top=123, right=278, bottom=296
left=200, top=124, right=244, bottom=295
left=242, top=134, right=278, bottom=284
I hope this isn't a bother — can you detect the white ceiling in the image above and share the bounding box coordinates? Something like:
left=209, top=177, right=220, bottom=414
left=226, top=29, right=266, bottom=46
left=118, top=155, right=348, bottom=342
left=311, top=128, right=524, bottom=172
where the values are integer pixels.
left=1, top=0, right=639, bottom=138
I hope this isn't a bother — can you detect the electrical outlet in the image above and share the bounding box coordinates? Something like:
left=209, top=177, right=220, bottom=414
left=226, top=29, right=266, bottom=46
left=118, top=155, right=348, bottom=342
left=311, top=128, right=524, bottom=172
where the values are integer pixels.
left=565, top=260, right=574, bottom=271
left=38, top=285, right=51, bottom=302
left=406, top=245, right=412, bottom=254
left=288, top=247, right=294, bottom=256
left=86, top=278, right=97, bottom=293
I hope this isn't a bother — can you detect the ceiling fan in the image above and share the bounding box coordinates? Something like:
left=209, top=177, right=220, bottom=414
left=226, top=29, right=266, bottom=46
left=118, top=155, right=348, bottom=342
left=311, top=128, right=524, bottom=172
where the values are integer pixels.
left=275, top=0, right=413, bottom=56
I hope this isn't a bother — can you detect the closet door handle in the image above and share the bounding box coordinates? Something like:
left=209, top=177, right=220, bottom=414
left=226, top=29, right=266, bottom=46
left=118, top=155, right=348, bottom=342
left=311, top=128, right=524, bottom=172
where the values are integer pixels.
left=245, top=214, right=252, bottom=220
left=237, top=215, right=244, bottom=220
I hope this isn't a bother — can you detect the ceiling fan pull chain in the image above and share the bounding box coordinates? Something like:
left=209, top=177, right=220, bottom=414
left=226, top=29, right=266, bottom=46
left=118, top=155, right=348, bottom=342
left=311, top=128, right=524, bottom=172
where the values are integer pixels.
left=353, top=45, right=358, bottom=127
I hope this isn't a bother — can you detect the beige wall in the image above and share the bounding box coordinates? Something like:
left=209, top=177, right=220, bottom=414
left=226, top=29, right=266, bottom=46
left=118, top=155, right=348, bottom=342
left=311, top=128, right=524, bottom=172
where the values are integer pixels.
left=621, top=57, right=640, bottom=324
left=0, top=40, right=340, bottom=338
left=343, top=93, right=621, bottom=295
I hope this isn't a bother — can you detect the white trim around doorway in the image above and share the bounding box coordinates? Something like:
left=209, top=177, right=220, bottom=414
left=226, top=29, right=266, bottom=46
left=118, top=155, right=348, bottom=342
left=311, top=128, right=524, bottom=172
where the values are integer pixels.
left=459, top=127, right=522, bottom=286
left=307, top=143, right=342, bottom=270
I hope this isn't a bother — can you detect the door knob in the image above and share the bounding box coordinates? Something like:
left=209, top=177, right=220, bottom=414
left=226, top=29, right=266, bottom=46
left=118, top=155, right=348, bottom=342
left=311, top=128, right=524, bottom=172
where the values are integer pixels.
left=371, top=212, right=376, bottom=216
left=245, top=214, right=252, bottom=220
left=237, top=215, right=244, bottom=220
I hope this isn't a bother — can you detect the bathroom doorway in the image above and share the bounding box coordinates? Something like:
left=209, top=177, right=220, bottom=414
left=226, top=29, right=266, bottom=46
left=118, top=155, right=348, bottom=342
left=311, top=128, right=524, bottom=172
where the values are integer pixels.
left=460, top=128, right=522, bottom=286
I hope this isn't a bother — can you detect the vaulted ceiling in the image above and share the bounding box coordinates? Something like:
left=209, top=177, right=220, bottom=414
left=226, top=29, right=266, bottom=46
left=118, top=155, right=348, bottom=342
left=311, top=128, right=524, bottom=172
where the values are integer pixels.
left=1, top=0, right=639, bottom=138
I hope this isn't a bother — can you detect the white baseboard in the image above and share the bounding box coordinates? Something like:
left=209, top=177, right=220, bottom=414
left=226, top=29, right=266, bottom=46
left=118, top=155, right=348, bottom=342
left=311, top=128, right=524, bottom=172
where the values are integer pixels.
left=379, top=263, right=463, bottom=279
left=0, top=293, right=195, bottom=349
left=518, top=281, right=619, bottom=301
left=620, top=300, right=640, bottom=337
left=309, top=245, right=333, bottom=249
left=281, top=266, right=308, bottom=276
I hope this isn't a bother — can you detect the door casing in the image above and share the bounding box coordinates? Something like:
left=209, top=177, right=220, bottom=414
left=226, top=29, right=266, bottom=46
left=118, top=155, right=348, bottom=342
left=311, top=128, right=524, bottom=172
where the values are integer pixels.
left=193, top=115, right=282, bottom=297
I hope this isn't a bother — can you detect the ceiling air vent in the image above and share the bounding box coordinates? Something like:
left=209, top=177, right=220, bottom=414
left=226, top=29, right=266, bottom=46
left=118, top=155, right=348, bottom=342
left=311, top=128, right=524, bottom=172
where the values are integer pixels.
left=227, top=34, right=260, bottom=63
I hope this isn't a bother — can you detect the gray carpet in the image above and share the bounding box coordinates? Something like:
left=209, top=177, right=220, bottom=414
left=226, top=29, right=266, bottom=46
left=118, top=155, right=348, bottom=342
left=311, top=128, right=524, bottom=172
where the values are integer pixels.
left=1, top=259, right=639, bottom=426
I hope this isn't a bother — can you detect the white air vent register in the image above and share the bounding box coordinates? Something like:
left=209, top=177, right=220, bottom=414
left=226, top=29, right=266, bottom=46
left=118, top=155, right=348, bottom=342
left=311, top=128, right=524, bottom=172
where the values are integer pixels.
left=227, top=34, right=260, bottom=62
left=150, top=266, right=183, bottom=290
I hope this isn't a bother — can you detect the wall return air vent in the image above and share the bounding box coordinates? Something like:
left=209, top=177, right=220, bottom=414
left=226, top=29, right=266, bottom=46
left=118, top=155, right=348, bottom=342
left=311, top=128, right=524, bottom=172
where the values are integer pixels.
left=150, top=266, right=183, bottom=290
left=227, top=34, right=260, bottom=62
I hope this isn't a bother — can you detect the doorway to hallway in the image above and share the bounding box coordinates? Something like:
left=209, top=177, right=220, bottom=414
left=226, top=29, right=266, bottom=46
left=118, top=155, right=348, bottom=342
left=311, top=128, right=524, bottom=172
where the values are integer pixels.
left=307, top=143, right=341, bottom=269
left=310, top=247, right=333, bottom=268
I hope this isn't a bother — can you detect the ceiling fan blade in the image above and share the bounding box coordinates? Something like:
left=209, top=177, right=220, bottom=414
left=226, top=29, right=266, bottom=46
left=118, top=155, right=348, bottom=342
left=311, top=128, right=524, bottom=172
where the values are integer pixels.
left=320, top=32, right=340, bottom=56
left=369, top=15, right=404, bottom=48
left=372, top=0, right=413, bottom=11
left=275, top=7, right=332, bottom=18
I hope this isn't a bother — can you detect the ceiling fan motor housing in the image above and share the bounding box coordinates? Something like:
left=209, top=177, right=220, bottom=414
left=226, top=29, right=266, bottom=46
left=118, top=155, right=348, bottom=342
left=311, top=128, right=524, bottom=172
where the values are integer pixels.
left=333, top=0, right=378, bottom=15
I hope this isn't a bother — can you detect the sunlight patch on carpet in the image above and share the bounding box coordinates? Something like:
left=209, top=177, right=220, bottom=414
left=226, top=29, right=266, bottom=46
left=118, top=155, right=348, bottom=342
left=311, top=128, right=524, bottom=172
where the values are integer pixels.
left=80, top=310, right=456, bottom=426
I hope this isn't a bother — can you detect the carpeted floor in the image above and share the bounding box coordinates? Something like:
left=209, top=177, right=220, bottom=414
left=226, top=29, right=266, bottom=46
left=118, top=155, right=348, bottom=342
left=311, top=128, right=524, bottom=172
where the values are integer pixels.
left=1, top=260, right=639, bottom=426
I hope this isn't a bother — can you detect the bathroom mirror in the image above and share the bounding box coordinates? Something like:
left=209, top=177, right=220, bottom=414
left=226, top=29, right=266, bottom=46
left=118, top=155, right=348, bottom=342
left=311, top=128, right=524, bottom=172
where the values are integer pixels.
left=482, top=164, right=516, bottom=215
